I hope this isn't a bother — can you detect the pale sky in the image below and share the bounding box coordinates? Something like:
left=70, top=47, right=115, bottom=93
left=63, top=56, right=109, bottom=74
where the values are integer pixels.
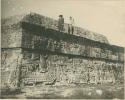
left=1, top=0, right=125, bottom=47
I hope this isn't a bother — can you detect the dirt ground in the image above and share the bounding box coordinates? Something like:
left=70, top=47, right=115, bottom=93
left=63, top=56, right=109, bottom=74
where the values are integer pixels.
left=1, top=84, right=124, bottom=99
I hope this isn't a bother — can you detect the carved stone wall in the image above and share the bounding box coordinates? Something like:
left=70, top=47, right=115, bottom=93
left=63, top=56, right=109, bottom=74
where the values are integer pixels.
left=1, top=13, right=124, bottom=89
left=21, top=29, right=124, bottom=62
left=21, top=51, right=124, bottom=86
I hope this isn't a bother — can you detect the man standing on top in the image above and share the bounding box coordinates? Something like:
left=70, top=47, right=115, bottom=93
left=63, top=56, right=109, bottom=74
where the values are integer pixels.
left=58, top=15, right=64, bottom=32
left=68, top=16, right=74, bottom=34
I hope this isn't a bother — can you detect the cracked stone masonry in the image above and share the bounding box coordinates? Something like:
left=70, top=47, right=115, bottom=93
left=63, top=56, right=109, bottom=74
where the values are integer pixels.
left=1, top=13, right=124, bottom=90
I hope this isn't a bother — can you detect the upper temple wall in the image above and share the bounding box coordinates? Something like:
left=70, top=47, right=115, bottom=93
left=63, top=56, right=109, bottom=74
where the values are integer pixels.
left=2, top=12, right=109, bottom=45
left=1, top=13, right=124, bottom=62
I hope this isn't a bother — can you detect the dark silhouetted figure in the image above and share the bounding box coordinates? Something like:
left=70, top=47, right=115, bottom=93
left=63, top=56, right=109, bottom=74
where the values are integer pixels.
left=58, top=15, right=64, bottom=32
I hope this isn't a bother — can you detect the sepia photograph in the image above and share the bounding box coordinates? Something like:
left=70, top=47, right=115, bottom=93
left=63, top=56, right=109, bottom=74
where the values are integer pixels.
left=1, top=0, right=125, bottom=99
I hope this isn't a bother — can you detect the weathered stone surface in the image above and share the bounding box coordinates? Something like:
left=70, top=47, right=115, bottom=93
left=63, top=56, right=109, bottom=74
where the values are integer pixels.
left=2, top=12, right=109, bottom=44
left=1, top=23, right=22, bottom=48
left=1, top=13, right=124, bottom=89
left=1, top=49, right=22, bottom=88
left=21, top=52, right=124, bottom=85
left=21, top=30, right=124, bottom=62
